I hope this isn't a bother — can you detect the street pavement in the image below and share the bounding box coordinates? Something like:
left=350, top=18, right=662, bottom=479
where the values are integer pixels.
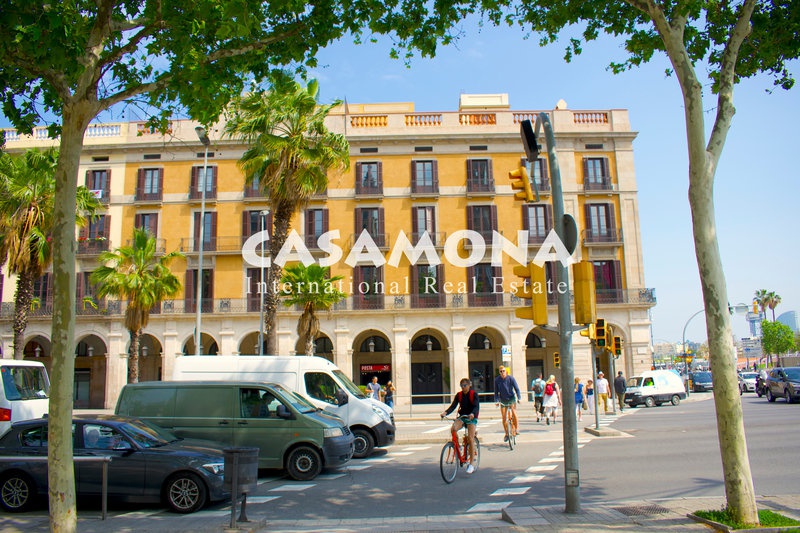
left=3, top=394, right=799, bottom=532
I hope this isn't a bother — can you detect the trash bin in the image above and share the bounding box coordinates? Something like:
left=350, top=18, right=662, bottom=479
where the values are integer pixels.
left=223, top=447, right=259, bottom=494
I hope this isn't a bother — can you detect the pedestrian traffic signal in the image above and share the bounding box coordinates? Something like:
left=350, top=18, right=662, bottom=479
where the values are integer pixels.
left=508, top=166, right=537, bottom=203
left=573, top=261, right=596, bottom=325
left=595, top=318, right=607, bottom=347
left=553, top=352, right=560, bottom=368
left=613, top=336, right=622, bottom=357
left=513, top=262, right=548, bottom=325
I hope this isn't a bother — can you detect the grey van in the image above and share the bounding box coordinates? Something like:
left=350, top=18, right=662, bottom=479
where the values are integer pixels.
left=115, top=381, right=354, bottom=481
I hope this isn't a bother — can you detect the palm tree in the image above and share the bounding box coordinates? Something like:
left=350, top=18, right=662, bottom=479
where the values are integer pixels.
left=280, top=263, right=345, bottom=357
left=225, top=72, right=349, bottom=354
left=90, top=228, right=183, bottom=383
left=767, top=291, right=781, bottom=321
left=754, top=289, right=770, bottom=321
left=0, top=148, right=101, bottom=359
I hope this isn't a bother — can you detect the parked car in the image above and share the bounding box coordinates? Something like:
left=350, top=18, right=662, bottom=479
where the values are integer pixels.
left=0, top=415, right=227, bottom=513
left=691, top=371, right=714, bottom=392
left=738, top=372, right=758, bottom=394
left=765, top=367, right=800, bottom=403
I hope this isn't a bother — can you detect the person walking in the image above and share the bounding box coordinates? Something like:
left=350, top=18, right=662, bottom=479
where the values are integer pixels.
left=494, top=366, right=521, bottom=440
left=531, top=373, right=545, bottom=422
left=441, top=378, right=480, bottom=474
left=383, top=380, right=395, bottom=408
left=574, top=377, right=585, bottom=422
left=367, top=376, right=382, bottom=401
left=586, top=379, right=595, bottom=414
left=596, top=371, right=610, bottom=414
left=614, top=371, right=627, bottom=412
left=542, top=375, right=561, bottom=425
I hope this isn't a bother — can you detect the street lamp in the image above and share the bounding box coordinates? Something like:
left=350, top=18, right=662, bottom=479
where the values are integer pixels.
left=483, top=336, right=491, bottom=350
left=258, top=209, right=270, bottom=356
left=682, top=308, right=705, bottom=394
left=195, top=126, right=210, bottom=356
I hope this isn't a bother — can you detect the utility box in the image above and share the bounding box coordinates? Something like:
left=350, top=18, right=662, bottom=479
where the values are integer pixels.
left=223, top=447, right=259, bottom=494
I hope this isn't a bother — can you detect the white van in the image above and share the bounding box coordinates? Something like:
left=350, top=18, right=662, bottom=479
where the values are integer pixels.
left=624, top=369, right=687, bottom=408
left=172, top=355, right=395, bottom=457
left=0, top=360, right=50, bottom=436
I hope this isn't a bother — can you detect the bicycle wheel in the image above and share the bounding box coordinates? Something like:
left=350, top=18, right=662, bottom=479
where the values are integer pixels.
left=473, top=436, right=481, bottom=470
left=439, top=441, right=458, bottom=483
left=505, top=413, right=515, bottom=450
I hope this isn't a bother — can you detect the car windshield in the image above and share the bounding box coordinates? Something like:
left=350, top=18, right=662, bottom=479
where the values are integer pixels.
left=1, top=365, right=50, bottom=400
left=333, top=370, right=367, bottom=399
left=740, top=372, right=758, bottom=380
left=694, top=372, right=712, bottom=380
left=271, top=383, right=317, bottom=414
left=627, top=377, right=642, bottom=387
left=119, top=418, right=178, bottom=448
left=784, top=368, right=800, bottom=380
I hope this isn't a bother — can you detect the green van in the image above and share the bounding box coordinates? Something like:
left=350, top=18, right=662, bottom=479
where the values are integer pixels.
left=115, top=381, right=354, bottom=481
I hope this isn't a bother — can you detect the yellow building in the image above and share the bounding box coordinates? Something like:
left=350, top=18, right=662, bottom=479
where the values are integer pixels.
left=0, top=94, right=655, bottom=410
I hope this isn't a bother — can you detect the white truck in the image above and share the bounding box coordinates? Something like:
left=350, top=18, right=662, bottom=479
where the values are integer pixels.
left=624, top=369, right=687, bottom=408
left=0, top=360, right=50, bottom=436
left=172, top=355, right=395, bottom=457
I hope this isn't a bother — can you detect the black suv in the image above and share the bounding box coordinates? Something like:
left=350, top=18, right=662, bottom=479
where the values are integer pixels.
left=765, top=366, right=800, bottom=403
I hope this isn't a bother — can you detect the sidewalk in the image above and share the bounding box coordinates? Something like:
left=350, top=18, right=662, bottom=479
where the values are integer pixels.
left=5, top=395, right=798, bottom=532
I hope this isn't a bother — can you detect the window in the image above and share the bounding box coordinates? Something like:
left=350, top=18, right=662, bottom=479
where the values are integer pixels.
left=82, top=424, right=122, bottom=450
left=411, top=160, right=438, bottom=193
left=353, top=265, right=384, bottom=310
left=592, top=260, right=622, bottom=303
left=240, top=388, right=280, bottom=418
left=355, top=207, right=385, bottom=247
left=525, top=157, right=550, bottom=192
left=411, top=206, right=437, bottom=245
left=468, top=264, right=502, bottom=307
left=244, top=176, right=263, bottom=198
left=184, top=268, right=214, bottom=313
left=1, top=365, right=50, bottom=401
left=355, top=162, right=382, bottom=195
left=246, top=267, right=267, bottom=312
left=305, top=208, right=328, bottom=248
left=584, top=203, right=617, bottom=242
left=190, top=165, right=217, bottom=199
left=19, top=425, right=48, bottom=448
left=33, top=273, right=52, bottom=308
left=305, top=372, right=342, bottom=406
left=411, top=264, right=445, bottom=308
left=583, top=157, right=611, bottom=190
left=78, top=215, right=109, bottom=254
left=136, top=168, right=163, bottom=200
left=242, top=210, right=272, bottom=245
left=135, top=213, right=158, bottom=237
left=85, top=169, right=110, bottom=203
left=524, top=204, right=552, bottom=244
left=466, top=159, right=494, bottom=193
left=467, top=205, right=497, bottom=240
left=193, top=211, right=217, bottom=251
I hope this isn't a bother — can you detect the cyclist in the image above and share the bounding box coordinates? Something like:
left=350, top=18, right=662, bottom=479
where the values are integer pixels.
left=493, top=366, right=521, bottom=441
left=441, top=377, right=480, bottom=474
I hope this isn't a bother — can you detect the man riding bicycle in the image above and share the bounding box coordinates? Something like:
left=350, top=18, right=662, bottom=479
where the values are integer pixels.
left=494, top=366, right=521, bottom=441
left=441, top=378, right=480, bottom=474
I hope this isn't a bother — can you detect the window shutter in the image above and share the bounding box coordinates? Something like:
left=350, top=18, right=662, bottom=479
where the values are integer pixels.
left=210, top=212, right=218, bottom=248
left=242, top=211, right=251, bottom=238
left=466, top=160, right=473, bottom=181
left=190, top=166, right=198, bottom=194
left=545, top=204, right=553, bottom=231
left=582, top=158, right=589, bottom=180
left=522, top=206, right=530, bottom=231
left=376, top=162, right=383, bottom=187
left=105, top=169, right=111, bottom=194
left=135, top=213, right=142, bottom=228
left=487, top=160, right=494, bottom=181
left=355, top=162, right=362, bottom=185
left=76, top=273, right=85, bottom=300
left=137, top=169, right=145, bottom=197
left=305, top=209, right=314, bottom=237
left=149, top=214, right=158, bottom=236
left=602, top=158, right=610, bottom=179
left=584, top=203, right=593, bottom=232
left=410, top=161, right=417, bottom=184
left=185, top=270, right=195, bottom=307
left=101, top=215, right=110, bottom=238
left=157, top=168, right=164, bottom=195
left=194, top=212, right=201, bottom=245
left=211, top=166, right=218, bottom=196
left=490, top=205, right=498, bottom=232
left=321, top=209, right=328, bottom=233
left=411, top=207, right=419, bottom=235
left=410, top=265, right=419, bottom=294
left=606, top=203, right=617, bottom=234
left=378, top=208, right=385, bottom=246
left=540, top=158, right=549, bottom=180
left=466, top=205, right=474, bottom=231
left=85, top=170, right=91, bottom=187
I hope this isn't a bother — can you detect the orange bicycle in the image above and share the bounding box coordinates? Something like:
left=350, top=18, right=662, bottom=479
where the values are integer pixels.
left=439, top=415, right=481, bottom=483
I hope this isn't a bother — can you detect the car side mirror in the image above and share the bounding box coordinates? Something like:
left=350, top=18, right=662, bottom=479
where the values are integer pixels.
left=276, top=404, right=294, bottom=419
left=335, top=389, right=348, bottom=406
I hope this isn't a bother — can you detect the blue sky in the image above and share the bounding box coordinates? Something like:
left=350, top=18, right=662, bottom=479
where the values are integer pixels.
left=310, top=21, right=799, bottom=345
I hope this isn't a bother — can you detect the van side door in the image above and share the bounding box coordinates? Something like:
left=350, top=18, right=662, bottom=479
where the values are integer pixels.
left=304, top=372, right=350, bottom=424
left=233, top=387, right=293, bottom=468
left=172, top=386, right=235, bottom=445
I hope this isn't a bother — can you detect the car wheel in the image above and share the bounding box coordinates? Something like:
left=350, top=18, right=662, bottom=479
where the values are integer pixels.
left=644, top=397, right=655, bottom=408
left=739, top=385, right=743, bottom=396
left=671, top=395, right=681, bottom=406
left=352, top=428, right=375, bottom=459
left=0, top=472, right=34, bottom=512
left=756, top=387, right=763, bottom=398
left=785, top=389, right=793, bottom=404
left=767, top=389, right=776, bottom=402
left=164, top=472, right=207, bottom=513
left=286, top=446, right=322, bottom=481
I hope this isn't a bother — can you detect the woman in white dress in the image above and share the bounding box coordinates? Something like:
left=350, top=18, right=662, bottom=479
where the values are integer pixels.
left=542, top=375, right=561, bottom=425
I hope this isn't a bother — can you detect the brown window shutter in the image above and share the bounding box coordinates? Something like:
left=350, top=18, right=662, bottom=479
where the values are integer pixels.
left=432, top=161, right=439, bottom=187
left=321, top=209, right=328, bottom=233
left=606, top=203, right=617, bottom=233
left=354, top=208, right=361, bottom=233
left=602, top=158, right=610, bottom=178
left=185, top=270, right=195, bottom=306
left=355, top=162, right=362, bottom=185
left=466, top=160, right=473, bottom=181
left=522, top=207, right=530, bottom=231
left=487, top=160, right=494, bottom=181
left=190, top=166, right=198, bottom=194
left=194, top=212, right=201, bottom=244
left=582, top=158, right=589, bottom=180
left=137, top=169, right=145, bottom=197
left=376, top=162, right=383, bottom=188
left=411, top=207, right=419, bottom=234
left=305, top=209, right=314, bottom=237
left=210, top=212, right=218, bottom=248
left=466, top=205, right=474, bottom=231
left=135, top=214, right=142, bottom=228
left=541, top=158, right=549, bottom=180
left=490, top=205, right=498, bottom=232
left=105, top=168, right=112, bottom=195
left=85, top=170, right=91, bottom=188
left=242, top=211, right=251, bottom=238
left=102, top=215, right=110, bottom=238
left=158, top=168, right=164, bottom=194
left=211, top=166, right=218, bottom=196
left=410, top=161, right=417, bottom=184
left=378, top=208, right=385, bottom=246
left=584, top=203, right=593, bottom=232
left=76, top=273, right=84, bottom=300
left=150, top=214, right=158, bottom=236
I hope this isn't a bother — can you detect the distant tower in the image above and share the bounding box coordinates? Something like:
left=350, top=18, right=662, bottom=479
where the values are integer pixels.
left=747, top=311, right=762, bottom=337
left=777, top=311, right=799, bottom=333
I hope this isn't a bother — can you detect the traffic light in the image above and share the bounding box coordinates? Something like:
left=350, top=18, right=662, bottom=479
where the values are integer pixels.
left=579, top=323, right=596, bottom=339
left=513, top=262, right=548, bottom=325
left=573, top=261, right=596, bottom=325
left=595, top=318, right=607, bottom=347
left=508, top=166, right=536, bottom=203
left=613, top=336, right=622, bottom=357
left=553, top=352, right=560, bottom=368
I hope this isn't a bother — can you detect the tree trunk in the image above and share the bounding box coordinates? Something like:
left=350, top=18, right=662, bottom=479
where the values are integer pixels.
left=128, top=329, right=140, bottom=384
left=265, top=199, right=293, bottom=354
left=48, top=102, right=94, bottom=533
left=12, top=270, right=35, bottom=359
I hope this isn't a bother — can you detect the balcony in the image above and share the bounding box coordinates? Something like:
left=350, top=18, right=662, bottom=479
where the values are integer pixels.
left=411, top=179, right=439, bottom=196
left=134, top=190, right=163, bottom=202
left=349, top=232, right=389, bottom=250
left=466, top=177, right=495, bottom=195
left=410, top=231, right=445, bottom=248
left=583, top=177, right=614, bottom=192
left=76, top=237, right=109, bottom=255
left=189, top=187, right=217, bottom=201
left=180, top=236, right=244, bottom=254
left=534, top=178, right=551, bottom=195
left=126, top=238, right=166, bottom=254
left=582, top=229, right=623, bottom=246
left=355, top=180, right=383, bottom=197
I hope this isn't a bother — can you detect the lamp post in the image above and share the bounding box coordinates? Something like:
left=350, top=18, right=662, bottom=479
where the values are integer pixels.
left=258, top=209, right=270, bottom=356
left=195, top=126, right=210, bottom=356
left=682, top=308, right=705, bottom=394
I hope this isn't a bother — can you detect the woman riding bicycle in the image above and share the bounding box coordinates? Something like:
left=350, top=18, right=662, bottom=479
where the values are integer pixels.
left=493, top=366, right=521, bottom=441
left=440, top=378, right=480, bottom=474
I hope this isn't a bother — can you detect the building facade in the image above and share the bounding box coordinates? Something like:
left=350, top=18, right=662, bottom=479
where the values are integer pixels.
left=0, top=94, right=656, bottom=410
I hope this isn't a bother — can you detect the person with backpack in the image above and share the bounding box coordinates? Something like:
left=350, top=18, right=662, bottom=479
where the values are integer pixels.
left=542, top=375, right=561, bottom=425
left=441, top=378, right=480, bottom=474
left=531, top=373, right=545, bottom=422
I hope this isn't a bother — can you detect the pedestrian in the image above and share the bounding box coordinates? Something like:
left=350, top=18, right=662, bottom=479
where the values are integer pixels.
left=542, top=375, right=561, bottom=425
left=494, top=366, right=521, bottom=440
left=440, top=378, right=479, bottom=474
left=367, top=376, right=382, bottom=401
left=574, top=377, right=585, bottom=422
left=614, top=371, right=627, bottom=412
left=596, top=371, right=610, bottom=414
left=586, top=379, right=595, bottom=414
left=531, top=372, right=545, bottom=422
left=383, top=380, right=395, bottom=408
